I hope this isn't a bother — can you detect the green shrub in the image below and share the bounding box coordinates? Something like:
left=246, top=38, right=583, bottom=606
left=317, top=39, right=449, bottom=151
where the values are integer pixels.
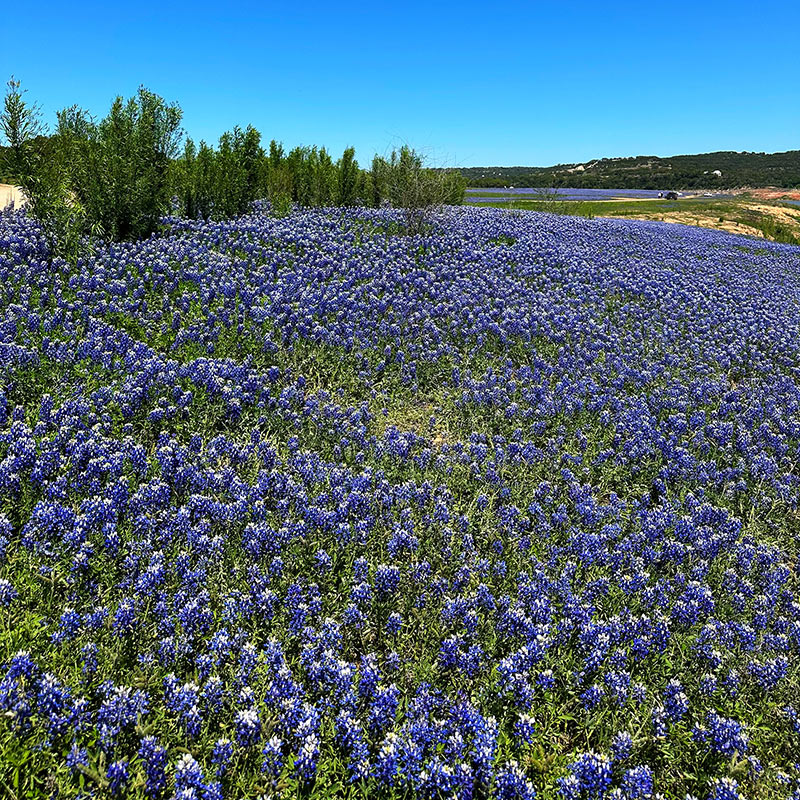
left=57, top=87, right=183, bottom=241
left=0, top=78, right=85, bottom=260
left=369, top=146, right=466, bottom=232
left=4, top=78, right=464, bottom=246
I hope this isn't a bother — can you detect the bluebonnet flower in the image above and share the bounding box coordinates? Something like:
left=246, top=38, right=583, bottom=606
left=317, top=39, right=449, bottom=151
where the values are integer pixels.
left=210, top=738, right=234, bottom=778
left=314, top=548, right=332, bottom=574
left=620, top=765, right=653, bottom=799
left=138, top=736, right=167, bottom=798
left=374, top=564, right=401, bottom=598
left=106, top=760, right=129, bottom=795
left=703, top=712, right=748, bottom=755
left=513, top=713, right=536, bottom=745
left=335, top=710, right=370, bottom=782
left=749, top=656, right=789, bottom=690
left=604, top=671, right=631, bottom=706
left=235, top=707, right=261, bottom=747
left=610, top=731, right=633, bottom=762
left=385, top=650, right=401, bottom=673
left=419, top=755, right=463, bottom=796
left=651, top=705, right=668, bottom=739
left=580, top=684, right=605, bottom=710
left=203, top=782, right=224, bottom=800
left=51, top=607, right=82, bottom=644
left=66, top=744, right=89, bottom=774
left=353, top=556, right=369, bottom=582
left=175, top=753, right=206, bottom=794
left=707, top=778, right=745, bottom=800
left=112, top=598, right=137, bottom=638
left=96, top=683, right=149, bottom=749
left=784, top=706, right=800, bottom=735
left=0, top=578, right=18, bottom=606
left=165, top=680, right=202, bottom=738
left=261, top=734, right=284, bottom=778
left=368, top=684, right=400, bottom=734
left=373, top=732, right=401, bottom=787
left=559, top=752, right=613, bottom=799
left=495, top=760, right=536, bottom=799
left=663, top=679, right=689, bottom=722
left=699, top=673, right=718, bottom=696
left=385, top=612, right=402, bottom=636
left=536, top=670, right=555, bottom=690
left=294, top=731, right=320, bottom=784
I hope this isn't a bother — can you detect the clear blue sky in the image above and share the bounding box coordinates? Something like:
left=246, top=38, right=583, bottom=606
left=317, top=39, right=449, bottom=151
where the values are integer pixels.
left=3, top=0, right=798, bottom=167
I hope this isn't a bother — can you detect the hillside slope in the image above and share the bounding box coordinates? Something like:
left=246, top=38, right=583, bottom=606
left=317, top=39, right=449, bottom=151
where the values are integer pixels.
left=463, top=150, right=800, bottom=189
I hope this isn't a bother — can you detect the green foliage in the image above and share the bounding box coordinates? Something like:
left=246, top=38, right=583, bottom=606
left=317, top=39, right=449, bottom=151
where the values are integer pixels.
left=336, top=146, right=360, bottom=206
left=171, top=133, right=367, bottom=218
left=3, top=80, right=182, bottom=252
left=264, top=139, right=292, bottom=215
left=368, top=146, right=467, bottom=231
left=57, top=86, right=183, bottom=241
left=0, top=78, right=85, bottom=260
left=748, top=213, right=800, bottom=245
left=195, top=141, right=217, bottom=219
left=369, top=153, right=385, bottom=208
left=269, top=189, right=293, bottom=218
left=4, top=78, right=466, bottom=247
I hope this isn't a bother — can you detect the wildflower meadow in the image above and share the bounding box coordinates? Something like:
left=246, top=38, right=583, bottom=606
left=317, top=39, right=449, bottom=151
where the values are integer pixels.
left=1, top=204, right=799, bottom=800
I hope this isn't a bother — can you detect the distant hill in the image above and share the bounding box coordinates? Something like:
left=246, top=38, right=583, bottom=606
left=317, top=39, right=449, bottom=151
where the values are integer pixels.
left=461, top=150, right=800, bottom=189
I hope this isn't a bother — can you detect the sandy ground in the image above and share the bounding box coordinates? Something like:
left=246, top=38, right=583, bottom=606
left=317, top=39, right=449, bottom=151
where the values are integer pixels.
left=0, top=184, right=25, bottom=209
left=600, top=209, right=765, bottom=237
left=748, top=203, right=800, bottom=225
left=746, top=188, right=800, bottom=202
left=602, top=197, right=800, bottom=241
left=659, top=214, right=765, bottom=238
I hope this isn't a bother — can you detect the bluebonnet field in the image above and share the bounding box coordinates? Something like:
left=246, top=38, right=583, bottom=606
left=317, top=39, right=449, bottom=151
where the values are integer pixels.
left=0, top=202, right=799, bottom=800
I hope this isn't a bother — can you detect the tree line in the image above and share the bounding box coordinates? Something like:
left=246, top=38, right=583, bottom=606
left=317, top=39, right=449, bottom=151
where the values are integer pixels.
left=0, top=80, right=466, bottom=257
left=461, top=151, right=800, bottom=190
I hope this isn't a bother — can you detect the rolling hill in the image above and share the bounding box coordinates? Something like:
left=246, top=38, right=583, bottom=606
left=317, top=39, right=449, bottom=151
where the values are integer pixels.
left=461, top=150, right=800, bottom=189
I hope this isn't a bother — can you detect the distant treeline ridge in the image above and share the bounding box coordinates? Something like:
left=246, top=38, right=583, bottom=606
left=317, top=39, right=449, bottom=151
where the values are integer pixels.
left=460, top=150, right=800, bottom=190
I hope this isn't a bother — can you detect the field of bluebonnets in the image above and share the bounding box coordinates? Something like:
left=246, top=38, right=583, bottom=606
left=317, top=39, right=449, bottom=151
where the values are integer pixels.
left=1, top=202, right=800, bottom=800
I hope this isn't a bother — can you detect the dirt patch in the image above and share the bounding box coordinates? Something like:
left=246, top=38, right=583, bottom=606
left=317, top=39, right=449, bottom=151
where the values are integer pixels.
left=379, top=399, right=457, bottom=446
left=746, top=188, right=800, bottom=202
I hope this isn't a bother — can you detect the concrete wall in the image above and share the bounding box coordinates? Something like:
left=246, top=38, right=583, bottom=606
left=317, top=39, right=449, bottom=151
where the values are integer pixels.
left=0, top=184, right=26, bottom=209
